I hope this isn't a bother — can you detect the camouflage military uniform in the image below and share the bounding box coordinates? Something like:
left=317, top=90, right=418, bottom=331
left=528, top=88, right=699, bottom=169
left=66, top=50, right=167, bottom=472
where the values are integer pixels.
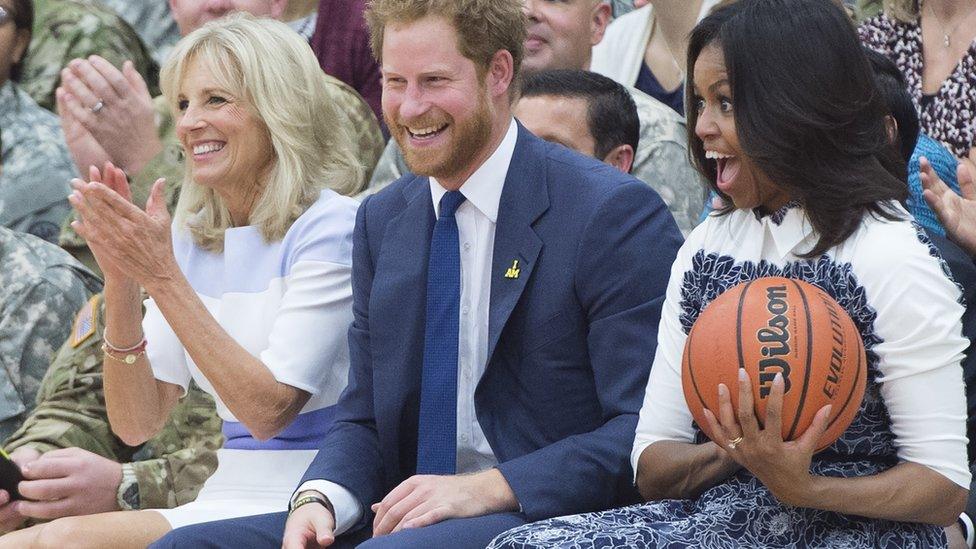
left=0, top=81, right=77, bottom=244
left=854, top=0, right=883, bottom=21
left=61, top=75, right=383, bottom=271
left=97, top=0, right=181, bottom=66
left=628, top=86, right=706, bottom=235
left=609, top=0, right=636, bottom=17
left=22, top=0, right=159, bottom=112
left=0, top=227, right=101, bottom=442
left=3, top=295, right=223, bottom=510
left=367, top=87, right=706, bottom=234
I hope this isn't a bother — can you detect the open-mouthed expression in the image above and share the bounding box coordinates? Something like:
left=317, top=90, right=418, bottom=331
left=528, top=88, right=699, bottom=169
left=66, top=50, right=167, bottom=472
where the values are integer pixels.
left=174, top=58, right=274, bottom=197
left=381, top=16, right=494, bottom=184
left=692, top=44, right=787, bottom=211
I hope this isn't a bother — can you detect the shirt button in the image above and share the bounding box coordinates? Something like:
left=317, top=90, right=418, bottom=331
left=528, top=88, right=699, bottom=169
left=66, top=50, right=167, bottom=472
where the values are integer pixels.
left=463, top=242, right=471, bottom=251
left=462, top=305, right=470, bottom=315
left=460, top=434, right=469, bottom=443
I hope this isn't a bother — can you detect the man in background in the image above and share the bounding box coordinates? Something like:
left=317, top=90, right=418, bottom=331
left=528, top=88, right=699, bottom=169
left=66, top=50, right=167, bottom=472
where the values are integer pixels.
left=515, top=69, right=639, bottom=174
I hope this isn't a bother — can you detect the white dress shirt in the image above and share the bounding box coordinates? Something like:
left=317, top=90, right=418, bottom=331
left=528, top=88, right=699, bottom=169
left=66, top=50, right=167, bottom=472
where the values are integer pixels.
left=296, top=119, right=519, bottom=534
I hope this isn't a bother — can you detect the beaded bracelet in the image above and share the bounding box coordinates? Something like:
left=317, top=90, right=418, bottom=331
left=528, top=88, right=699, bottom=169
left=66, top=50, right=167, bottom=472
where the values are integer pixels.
left=102, top=333, right=148, bottom=365
left=103, top=332, right=147, bottom=353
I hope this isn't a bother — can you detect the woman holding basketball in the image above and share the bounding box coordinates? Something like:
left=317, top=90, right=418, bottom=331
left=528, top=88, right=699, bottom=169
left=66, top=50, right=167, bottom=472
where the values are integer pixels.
left=489, top=1, right=969, bottom=547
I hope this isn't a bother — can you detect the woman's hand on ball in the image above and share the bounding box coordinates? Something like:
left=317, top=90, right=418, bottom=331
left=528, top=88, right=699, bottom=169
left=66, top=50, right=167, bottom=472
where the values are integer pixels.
left=701, top=369, right=832, bottom=507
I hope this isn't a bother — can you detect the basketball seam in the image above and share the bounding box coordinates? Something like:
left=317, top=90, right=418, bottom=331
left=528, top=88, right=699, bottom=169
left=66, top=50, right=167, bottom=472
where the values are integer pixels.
left=825, top=329, right=865, bottom=439
left=735, top=280, right=753, bottom=374
left=786, top=279, right=814, bottom=440
left=686, top=323, right=710, bottom=426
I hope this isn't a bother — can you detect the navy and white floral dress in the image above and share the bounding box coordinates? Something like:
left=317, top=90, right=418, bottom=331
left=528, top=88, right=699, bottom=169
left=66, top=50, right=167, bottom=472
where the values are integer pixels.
left=490, top=203, right=971, bottom=549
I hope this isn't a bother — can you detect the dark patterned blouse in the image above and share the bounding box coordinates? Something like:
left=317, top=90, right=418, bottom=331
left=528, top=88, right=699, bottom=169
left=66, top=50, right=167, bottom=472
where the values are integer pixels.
left=859, top=14, right=976, bottom=159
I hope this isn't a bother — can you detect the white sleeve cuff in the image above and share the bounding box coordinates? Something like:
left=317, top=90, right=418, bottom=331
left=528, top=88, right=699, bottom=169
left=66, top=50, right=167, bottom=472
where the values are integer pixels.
left=293, top=479, right=363, bottom=536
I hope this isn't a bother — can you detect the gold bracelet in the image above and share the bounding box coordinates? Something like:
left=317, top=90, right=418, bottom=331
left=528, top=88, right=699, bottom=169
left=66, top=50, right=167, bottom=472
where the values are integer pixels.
left=101, top=343, right=147, bottom=365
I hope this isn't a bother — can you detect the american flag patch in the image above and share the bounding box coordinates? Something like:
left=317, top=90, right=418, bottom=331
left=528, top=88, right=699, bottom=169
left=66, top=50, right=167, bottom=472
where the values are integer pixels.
left=70, top=294, right=101, bottom=348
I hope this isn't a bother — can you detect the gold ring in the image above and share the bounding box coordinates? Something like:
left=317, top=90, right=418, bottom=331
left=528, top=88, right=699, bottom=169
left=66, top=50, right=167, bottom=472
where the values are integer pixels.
left=728, top=436, right=744, bottom=449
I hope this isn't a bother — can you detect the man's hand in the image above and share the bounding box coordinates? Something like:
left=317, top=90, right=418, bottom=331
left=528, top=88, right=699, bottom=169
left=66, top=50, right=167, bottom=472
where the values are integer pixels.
left=921, top=156, right=976, bottom=257
left=14, top=448, right=123, bottom=520
left=59, top=56, right=162, bottom=175
left=282, top=502, right=336, bottom=549
left=0, top=447, right=41, bottom=533
left=371, top=469, right=518, bottom=536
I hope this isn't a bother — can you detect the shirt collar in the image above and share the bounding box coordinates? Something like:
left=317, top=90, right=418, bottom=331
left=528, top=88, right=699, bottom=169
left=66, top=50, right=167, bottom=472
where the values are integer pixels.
left=430, top=118, right=518, bottom=222
left=759, top=202, right=816, bottom=258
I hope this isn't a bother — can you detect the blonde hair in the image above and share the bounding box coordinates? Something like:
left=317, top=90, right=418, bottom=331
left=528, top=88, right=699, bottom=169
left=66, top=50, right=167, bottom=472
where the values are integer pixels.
left=365, top=0, right=526, bottom=99
left=160, top=14, right=364, bottom=251
left=883, top=0, right=919, bottom=22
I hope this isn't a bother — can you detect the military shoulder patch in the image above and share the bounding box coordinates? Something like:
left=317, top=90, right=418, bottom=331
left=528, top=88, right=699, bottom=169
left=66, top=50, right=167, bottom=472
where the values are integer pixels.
left=70, top=294, right=101, bottom=348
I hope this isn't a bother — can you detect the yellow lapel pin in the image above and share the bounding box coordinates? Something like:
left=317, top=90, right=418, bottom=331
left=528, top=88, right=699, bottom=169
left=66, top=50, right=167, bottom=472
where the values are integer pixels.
left=505, top=260, right=521, bottom=279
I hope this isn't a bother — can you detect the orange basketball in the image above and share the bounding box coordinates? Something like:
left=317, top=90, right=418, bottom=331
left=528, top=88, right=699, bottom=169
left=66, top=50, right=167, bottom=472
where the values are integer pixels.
left=681, top=277, right=866, bottom=451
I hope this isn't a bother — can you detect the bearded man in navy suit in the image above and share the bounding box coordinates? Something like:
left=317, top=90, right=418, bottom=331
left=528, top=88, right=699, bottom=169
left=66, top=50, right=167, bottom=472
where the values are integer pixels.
left=152, top=0, right=683, bottom=547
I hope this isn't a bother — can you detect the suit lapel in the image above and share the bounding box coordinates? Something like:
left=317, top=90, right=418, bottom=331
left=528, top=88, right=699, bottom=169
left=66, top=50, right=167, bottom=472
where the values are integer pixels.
left=487, top=127, right=550, bottom=362
left=373, top=177, right=434, bottom=425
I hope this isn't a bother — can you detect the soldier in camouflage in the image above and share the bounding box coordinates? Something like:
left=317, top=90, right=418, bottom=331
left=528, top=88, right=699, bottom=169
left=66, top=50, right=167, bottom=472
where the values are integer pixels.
left=0, top=226, right=102, bottom=442
left=21, top=0, right=158, bottom=112
left=0, top=0, right=77, bottom=244
left=369, top=0, right=705, bottom=234
left=0, top=295, right=222, bottom=530
left=0, top=81, right=78, bottom=244
left=97, top=0, right=181, bottom=65
left=609, top=0, right=637, bottom=17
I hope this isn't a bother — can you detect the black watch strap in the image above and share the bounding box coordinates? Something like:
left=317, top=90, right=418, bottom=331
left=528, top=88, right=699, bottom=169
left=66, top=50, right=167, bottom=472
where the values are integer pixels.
left=290, top=490, right=335, bottom=520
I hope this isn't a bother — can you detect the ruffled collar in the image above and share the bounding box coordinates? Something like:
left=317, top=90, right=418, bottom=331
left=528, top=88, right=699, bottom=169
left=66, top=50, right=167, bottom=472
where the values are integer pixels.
left=752, top=200, right=802, bottom=226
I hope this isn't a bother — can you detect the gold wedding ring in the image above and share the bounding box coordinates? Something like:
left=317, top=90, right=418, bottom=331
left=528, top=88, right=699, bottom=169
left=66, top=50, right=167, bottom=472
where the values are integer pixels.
left=728, top=436, right=744, bottom=449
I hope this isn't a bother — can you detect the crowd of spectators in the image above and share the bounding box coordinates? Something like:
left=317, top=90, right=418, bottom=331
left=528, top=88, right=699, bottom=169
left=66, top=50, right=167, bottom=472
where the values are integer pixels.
left=0, top=0, right=974, bottom=547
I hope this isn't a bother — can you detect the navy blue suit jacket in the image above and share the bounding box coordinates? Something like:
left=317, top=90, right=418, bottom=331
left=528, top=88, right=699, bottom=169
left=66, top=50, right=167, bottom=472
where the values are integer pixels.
left=301, top=125, right=683, bottom=531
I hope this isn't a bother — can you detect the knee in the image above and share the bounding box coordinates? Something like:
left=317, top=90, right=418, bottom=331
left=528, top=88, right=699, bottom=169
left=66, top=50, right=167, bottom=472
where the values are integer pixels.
left=149, top=524, right=206, bottom=549
left=31, top=517, right=88, bottom=549
left=357, top=535, right=394, bottom=549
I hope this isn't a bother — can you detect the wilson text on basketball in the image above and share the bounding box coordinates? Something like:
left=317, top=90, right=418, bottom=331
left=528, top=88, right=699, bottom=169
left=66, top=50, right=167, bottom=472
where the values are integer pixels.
left=757, top=285, right=793, bottom=398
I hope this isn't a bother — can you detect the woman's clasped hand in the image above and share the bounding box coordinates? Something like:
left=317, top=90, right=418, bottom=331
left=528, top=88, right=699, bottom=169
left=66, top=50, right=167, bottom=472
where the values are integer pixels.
left=68, top=163, right=173, bottom=287
left=701, top=370, right=832, bottom=508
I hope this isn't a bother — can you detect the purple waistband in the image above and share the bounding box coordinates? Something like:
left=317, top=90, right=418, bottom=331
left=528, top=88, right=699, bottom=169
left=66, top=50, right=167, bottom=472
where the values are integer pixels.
left=222, top=405, right=337, bottom=450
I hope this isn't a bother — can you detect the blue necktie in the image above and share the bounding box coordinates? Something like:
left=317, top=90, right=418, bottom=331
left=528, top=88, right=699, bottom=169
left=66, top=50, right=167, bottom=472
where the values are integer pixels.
left=416, top=190, right=466, bottom=475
